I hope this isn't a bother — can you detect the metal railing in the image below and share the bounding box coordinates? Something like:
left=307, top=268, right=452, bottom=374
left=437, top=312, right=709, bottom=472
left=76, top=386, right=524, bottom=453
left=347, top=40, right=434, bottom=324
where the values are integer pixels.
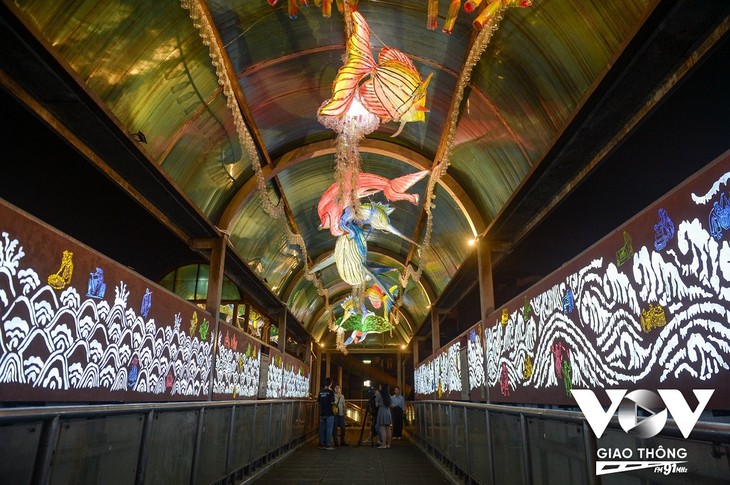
left=409, top=400, right=730, bottom=485
left=0, top=400, right=317, bottom=485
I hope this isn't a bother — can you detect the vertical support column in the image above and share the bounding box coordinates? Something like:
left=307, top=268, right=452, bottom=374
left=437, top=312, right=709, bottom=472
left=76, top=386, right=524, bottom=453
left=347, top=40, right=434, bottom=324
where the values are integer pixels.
left=206, top=233, right=228, bottom=401
left=431, top=307, right=441, bottom=354
left=520, top=413, right=533, bottom=484
left=190, top=408, right=206, bottom=485
left=315, top=345, right=322, bottom=395
left=226, top=406, right=236, bottom=475
left=412, top=338, right=420, bottom=367
left=397, top=351, right=402, bottom=391
left=325, top=351, right=331, bottom=379
left=476, top=240, right=495, bottom=323
left=205, top=234, right=228, bottom=317
left=477, top=241, right=494, bottom=403
left=277, top=310, right=287, bottom=354
left=136, top=409, right=155, bottom=484
left=583, top=421, right=599, bottom=485
left=337, top=365, right=343, bottom=388
left=31, top=415, right=60, bottom=485
left=485, top=409, right=496, bottom=485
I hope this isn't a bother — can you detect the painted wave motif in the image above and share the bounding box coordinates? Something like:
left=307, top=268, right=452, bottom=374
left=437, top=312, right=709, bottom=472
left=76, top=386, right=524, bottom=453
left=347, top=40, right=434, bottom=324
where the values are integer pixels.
left=487, top=173, right=730, bottom=400
left=0, top=232, right=213, bottom=399
left=282, top=364, right=310, bottom=399
left=415, top=341, right=462, bottom=397
left=213, top=330, right=261, bottom=399
left=467, top=328, right=485, bottom=391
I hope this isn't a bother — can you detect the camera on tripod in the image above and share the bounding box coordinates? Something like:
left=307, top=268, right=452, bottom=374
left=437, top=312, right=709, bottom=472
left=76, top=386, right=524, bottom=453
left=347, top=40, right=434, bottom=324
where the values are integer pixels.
left=366, top=386, right=377, bottom=413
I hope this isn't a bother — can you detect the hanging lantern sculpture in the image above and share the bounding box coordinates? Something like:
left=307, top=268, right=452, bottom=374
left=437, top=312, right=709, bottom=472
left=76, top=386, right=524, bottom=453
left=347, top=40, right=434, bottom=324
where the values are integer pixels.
left=314, top=10, right=432, bottom=350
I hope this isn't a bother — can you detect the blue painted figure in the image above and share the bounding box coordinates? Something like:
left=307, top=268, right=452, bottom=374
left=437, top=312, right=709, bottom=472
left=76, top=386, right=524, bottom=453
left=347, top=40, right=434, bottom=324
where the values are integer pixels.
left=654, top=208, right=675, bottom=250
left=141, top=288, right=152, bottom=318
left=86, top=267, right=106, bottom=299
left=562, top=288, right=575, bottom=314
left=127, top=356, right=139, bottom=389
left=709, top=193, right=730, bottom=240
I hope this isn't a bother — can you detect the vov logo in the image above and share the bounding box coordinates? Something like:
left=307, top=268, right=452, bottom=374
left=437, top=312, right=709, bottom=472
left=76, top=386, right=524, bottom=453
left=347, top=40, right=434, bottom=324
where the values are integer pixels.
left=573, top=389, right=715, bottom=439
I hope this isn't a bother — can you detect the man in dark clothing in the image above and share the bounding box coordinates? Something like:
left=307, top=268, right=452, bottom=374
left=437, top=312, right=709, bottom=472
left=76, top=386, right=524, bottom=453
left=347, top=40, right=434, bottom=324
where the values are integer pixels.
left=318, top=376, right=336, bottom=450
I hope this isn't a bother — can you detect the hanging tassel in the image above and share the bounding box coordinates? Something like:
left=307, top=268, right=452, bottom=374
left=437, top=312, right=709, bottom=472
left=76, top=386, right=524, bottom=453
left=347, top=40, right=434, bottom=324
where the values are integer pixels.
left=473, top=0, right=502, bottom=30
left=442, top=0, right=460, bottom=34
left=473, top=0, right=500, bottom=29
left=288, top=0, right=298, bottom=19
left=268, top=0, right=278, bottom=6
left=427, top=0, right=438, bottom=31
left=463, top=0, right=483, bottom=13
left=322, top=0, right=332, bottom=17
left=473, top=0, right=531, bottom=29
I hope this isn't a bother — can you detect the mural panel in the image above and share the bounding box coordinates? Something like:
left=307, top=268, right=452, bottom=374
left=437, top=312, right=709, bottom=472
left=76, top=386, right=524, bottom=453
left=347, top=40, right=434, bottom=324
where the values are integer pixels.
left=416, top=152, right=730, bottom=409
left=414, top=338, right=462, bottom=400
left=213, top=323, right=261, bottom=400
left=485, top=154, right=730, bottom=408
left=467, top=324, right=486, bottom=401
left=265, top=348, right=284, bottom=399
left=282, top=353, right=311, bottom=399
left=0, top=201, right=214, bottom=402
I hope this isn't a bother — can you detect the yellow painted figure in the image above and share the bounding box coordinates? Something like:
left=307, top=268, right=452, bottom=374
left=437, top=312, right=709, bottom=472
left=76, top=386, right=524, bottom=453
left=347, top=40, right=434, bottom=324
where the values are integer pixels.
left=641, top=303, right=667, bottom=333
left=48, top=250, right=74, bottom=289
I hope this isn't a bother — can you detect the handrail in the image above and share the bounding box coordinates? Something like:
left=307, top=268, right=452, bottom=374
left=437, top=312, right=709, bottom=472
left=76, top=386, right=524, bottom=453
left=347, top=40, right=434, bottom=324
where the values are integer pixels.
left=417, top=400, right=730, bottom=443
left=0, top=398, right=313, bottom=422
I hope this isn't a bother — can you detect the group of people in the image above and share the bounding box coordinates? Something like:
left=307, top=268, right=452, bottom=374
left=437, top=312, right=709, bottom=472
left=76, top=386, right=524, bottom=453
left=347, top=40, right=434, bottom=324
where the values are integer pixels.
left=317, top=377, right=405, bottom=450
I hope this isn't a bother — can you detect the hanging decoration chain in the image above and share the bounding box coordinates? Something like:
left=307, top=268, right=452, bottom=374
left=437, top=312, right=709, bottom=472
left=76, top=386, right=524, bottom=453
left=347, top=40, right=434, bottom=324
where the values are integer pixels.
left=180, top=0, right=336, bottom=327
left=393, top=6, right=507, bottom=326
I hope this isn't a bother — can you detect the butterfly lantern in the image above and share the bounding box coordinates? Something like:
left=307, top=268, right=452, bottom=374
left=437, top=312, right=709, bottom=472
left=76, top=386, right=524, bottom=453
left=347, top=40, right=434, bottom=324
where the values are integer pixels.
left=318, top=11, right=433, bottom=138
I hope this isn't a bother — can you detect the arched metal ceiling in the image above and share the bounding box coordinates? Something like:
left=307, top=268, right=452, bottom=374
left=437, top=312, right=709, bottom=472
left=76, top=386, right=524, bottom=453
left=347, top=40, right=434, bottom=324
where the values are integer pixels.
left=7, top=0, right=723, bottom=350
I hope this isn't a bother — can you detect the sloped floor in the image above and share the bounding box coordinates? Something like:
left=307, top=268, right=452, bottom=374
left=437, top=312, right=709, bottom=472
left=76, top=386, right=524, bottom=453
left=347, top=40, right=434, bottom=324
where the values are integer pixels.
left=248, top=432, right=455, bottom=485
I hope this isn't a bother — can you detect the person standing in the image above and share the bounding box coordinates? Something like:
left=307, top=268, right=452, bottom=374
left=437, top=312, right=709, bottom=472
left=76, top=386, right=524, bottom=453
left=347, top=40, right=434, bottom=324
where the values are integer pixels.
left=318, top=377, right=336, bottom=450
left=390, top=386, right=405, bottom=439
left=375, top=383, right=393, bottom=449
left=332, top=384, right=347, bottom=446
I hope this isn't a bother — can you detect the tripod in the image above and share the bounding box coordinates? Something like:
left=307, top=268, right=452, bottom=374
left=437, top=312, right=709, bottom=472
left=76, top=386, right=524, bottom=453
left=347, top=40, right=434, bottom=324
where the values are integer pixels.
left=357, top=405, right=378, bottom=447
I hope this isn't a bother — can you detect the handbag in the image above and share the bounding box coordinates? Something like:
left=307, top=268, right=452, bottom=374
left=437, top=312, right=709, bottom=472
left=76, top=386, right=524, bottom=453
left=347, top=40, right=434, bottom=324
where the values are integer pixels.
left=332, top=396, right=339, bottom=415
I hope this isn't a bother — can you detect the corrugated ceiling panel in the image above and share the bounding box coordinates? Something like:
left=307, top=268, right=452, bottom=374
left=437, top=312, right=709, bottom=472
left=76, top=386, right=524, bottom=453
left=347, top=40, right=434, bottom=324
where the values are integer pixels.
left=468, top=0, right=656, bottom=162
left=211, top=0, right=346, bottom=72
left=16, top=0, right=254, bottom=221
left=228, top=186, right=300, bottom=293
left=241, top=50, right=339, bottom=158
left=414, top=185, right=473, bottom=294
left=160, top=95, right=250, bottom=218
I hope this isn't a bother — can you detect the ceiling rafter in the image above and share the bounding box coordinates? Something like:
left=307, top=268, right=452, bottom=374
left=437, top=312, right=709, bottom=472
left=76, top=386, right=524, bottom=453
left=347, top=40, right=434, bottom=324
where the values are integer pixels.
left=217, top=138, right=484, bottom=235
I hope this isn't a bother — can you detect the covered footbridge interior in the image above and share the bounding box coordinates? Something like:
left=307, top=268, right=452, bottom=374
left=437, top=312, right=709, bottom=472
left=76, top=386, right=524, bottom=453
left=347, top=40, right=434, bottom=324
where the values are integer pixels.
left=0, top=0, right=729, bottom=483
